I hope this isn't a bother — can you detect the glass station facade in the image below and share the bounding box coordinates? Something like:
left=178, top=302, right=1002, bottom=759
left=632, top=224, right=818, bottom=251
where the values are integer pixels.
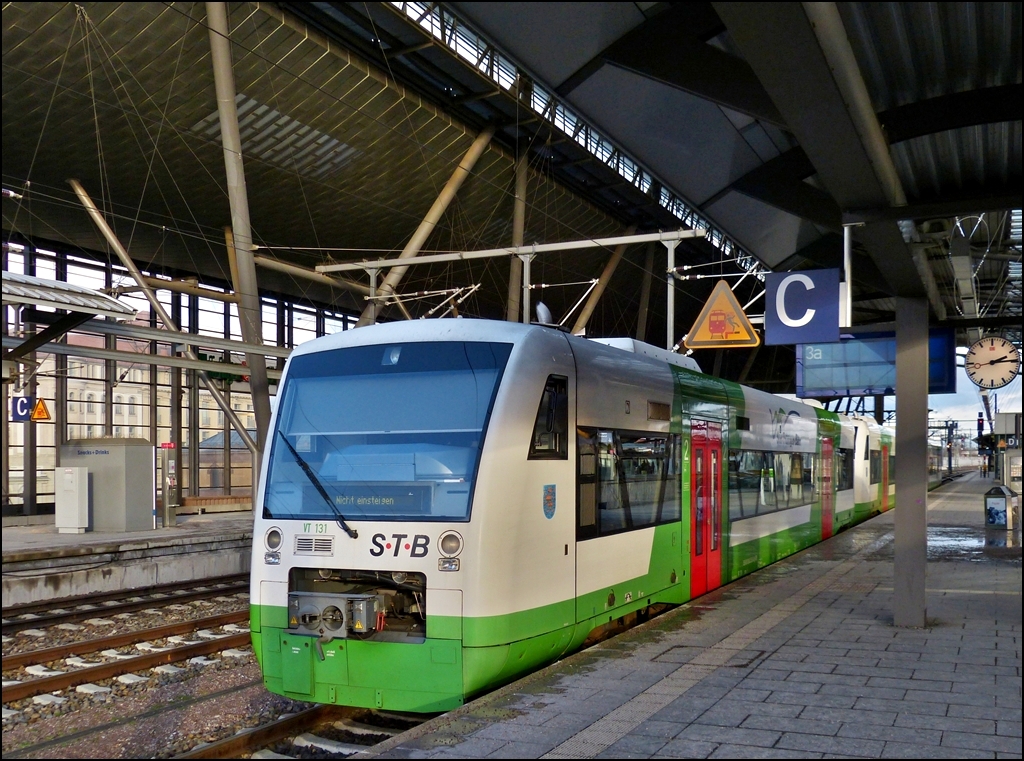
left=2, top=240, right=355, bottom=517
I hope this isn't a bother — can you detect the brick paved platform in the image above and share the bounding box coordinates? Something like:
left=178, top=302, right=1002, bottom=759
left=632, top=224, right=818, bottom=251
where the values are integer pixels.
left=369, top=472, right=1022, bottom=759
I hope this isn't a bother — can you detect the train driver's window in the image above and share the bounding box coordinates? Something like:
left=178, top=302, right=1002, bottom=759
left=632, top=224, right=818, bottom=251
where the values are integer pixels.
left=529, top=375, right=569, bottom=460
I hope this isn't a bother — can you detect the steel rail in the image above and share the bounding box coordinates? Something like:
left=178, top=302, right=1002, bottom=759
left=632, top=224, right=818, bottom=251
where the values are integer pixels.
left=2, top=633, right=251, bottom=703
left=3, top=610, right=249, bottom=670
left=2, top=573, right=247, bottom=618
left=173, top=705, right=344, bottom=759
left=2, top=581, right=249, bottom=634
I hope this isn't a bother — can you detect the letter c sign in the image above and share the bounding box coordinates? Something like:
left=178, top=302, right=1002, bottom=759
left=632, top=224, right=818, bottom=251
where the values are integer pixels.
left=764, top=269, right=840, bottom=345
left=776, top=274, right=816, bottom=327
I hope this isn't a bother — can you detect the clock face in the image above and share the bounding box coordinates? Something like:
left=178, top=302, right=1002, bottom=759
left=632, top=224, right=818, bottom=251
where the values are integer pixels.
left=964, top=337, right=1021, bottom=389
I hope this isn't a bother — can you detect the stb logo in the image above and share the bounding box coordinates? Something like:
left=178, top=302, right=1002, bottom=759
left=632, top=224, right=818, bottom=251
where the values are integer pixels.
left=370, top=533, right=429, bottom=558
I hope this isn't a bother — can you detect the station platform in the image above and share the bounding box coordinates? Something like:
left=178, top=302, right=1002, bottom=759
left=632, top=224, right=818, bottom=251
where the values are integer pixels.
left=1, top=511, right=253, bottom=608
left=369, top=472, right=1022, bottom=759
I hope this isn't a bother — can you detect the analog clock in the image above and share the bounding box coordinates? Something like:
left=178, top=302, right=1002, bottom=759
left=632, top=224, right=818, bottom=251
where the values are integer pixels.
left=964, top=336, right=1021, bottom=389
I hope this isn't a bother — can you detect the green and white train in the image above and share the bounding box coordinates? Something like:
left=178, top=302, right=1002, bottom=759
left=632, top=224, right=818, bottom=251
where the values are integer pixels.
left=251, top=319, right=895, bottom=712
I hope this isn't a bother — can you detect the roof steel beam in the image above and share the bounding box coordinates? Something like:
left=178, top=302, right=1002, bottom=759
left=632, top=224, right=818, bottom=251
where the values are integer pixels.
left=878, top=84, right=1023, bottom=145
left=354, top=126, right=495, bottom=327
left=713, top=3, right=941, bottom=313
left=0, top=337, right=283, bottom=380
left=555, top=5, right=785, bottom=128
left=706, top=148, right=841, bottom=231
left=318, top=229, right=707, bottom=273
left=843, top=186, right=1024, bottom=225
left=69, top=179, right=259, bottom=455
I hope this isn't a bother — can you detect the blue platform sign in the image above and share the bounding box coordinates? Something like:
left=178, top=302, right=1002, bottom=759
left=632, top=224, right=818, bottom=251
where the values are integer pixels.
left=765, top=269, right=840, bottom=345
left=12, top=396, right=34, bottom=422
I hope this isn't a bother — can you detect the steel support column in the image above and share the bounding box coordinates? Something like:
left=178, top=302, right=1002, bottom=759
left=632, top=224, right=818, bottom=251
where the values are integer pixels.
left=69, top=180, right=257, bottom=457
left=506, top=149, right=527, bottom=322
left=572, top=228, right=636, bottom=335
left=664, top=240, right=679, bottom=350
left=636, top=242, right=655, bottom=342
left=894, top=296, right=929, bottom=628
left=207, top=2, right=272, bottom=458
left=356, top=126, right=495, bottom=327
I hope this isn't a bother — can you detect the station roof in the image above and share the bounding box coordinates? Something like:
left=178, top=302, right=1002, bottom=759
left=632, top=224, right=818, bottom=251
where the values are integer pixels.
left=2, top=2, right=1021, bottom=386
left=2, top=270, right=137, bottom=321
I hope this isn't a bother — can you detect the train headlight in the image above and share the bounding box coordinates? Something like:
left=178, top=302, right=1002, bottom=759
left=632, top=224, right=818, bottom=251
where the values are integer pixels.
left=265, top=527, right=283, bottom=551
left=438, top=558, right=460, bottom=572
left=439, top=531, right=463, bottom=557
left=264, top=551, right=281, bottom=565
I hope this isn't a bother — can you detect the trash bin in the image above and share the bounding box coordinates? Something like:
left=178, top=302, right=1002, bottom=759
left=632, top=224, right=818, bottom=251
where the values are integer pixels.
left=985, top=485, right=1019, bottom=529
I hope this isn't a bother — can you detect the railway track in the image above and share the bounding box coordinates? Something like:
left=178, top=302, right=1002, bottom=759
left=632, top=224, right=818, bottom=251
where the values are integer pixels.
left=3, top=610, right=249, bottom=671
left=2, top=631, right=251, bottom=703
left=2, top=573, right=249, bottom=635
left=174, top=706, right=420, bottom=759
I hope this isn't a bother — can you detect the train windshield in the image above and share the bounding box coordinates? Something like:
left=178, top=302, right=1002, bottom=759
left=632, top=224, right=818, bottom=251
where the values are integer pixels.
left=264, top=341, right=512, bottom=522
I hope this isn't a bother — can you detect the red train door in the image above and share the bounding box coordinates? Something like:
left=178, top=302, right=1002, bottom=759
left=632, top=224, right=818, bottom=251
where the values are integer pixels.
left=881, top=444, right=889, bottom=510
left=821, top=437, right=834, bottom=539
left=690, top=421, right=723, bottom=597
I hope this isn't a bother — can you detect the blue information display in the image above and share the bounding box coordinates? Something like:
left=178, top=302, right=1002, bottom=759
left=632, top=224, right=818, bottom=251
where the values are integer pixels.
left=796, top=329, right=957, bottom=398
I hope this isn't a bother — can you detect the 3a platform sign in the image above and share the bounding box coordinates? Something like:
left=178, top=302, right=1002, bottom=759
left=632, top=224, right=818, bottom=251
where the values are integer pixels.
left=683, top=280, right=760, bottom=349
left=11, top=397, right=50, bottom=422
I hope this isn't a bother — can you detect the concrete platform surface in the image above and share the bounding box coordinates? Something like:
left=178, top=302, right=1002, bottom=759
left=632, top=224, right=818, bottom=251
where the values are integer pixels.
left=369, top=472, right=1022, bottom=759
left=2, top=511, right=253, bottom=607
left=1, top=510, right=253, bottom=562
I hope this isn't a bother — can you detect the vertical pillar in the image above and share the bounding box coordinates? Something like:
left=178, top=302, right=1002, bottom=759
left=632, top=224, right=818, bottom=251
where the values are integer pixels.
left=171, top=293, right=183, bottom=507
left=148, top=306, right=158, bottom=446
left=874, top=394, right=885, bottom=424
left=207, top=2, right=272, bottom=459
left=104, top=335, right=116, bottom=437
left=894, top=296, right=929, bottom=628
left=56, top=250, right=68, bottom=458
left=520, top=254, right=533, bottom=324
left=664, top=240, right=679, bottom=350
left=635, top=242, right=655, bottom=342
left=23, top=244, right=37, bottom=515
left=841, top=225, right=853, bottom=328
left=1, top=242, right=8, bottom=504
left=188, top=296, right=200, bottom=498
left=506, top=148, right=527, bottom=321
left=223, top=302, right=231, bottom=496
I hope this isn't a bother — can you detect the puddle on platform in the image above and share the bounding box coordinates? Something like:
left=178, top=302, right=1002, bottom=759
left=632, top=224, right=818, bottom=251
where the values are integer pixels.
left=927, top=526, right=1021, bottom=561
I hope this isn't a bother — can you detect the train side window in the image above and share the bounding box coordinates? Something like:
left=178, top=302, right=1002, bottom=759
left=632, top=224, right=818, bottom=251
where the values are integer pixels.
left=728, top=449, right=819, bottom=521
left=869, top=450, right=881, bottom=483
left=577, top=428, right=680, bottom=540
left=529, top=375, right=568, bottom=460
left=889, top=454, right=896, bottom=484
left=577, top=430, right=598, bottom=539
left=836, top=448, right=855, bottom=491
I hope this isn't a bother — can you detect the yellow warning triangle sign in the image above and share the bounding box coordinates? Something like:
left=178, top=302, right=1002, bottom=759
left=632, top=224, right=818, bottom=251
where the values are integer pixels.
left=683, top=280, right=760, bottom=349
left=30, top=398, right=51, bottom=421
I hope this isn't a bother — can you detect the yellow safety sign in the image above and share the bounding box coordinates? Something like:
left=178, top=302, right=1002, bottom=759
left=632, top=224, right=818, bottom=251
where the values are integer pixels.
left=683, top=280, right=760, bottom=349
left=30, top=398, right=51, bottom=421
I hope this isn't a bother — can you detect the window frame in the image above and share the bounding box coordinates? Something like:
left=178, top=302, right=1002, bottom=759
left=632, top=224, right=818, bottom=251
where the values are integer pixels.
left=728, top=448, right=819, bottom=522
left=528, top=375, right=569, bottom=460
left=576, top=426, right=681, bottom=541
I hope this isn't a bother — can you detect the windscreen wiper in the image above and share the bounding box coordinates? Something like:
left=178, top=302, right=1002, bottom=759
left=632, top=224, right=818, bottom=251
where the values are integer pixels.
left=277, top=430, right=358, bottom=539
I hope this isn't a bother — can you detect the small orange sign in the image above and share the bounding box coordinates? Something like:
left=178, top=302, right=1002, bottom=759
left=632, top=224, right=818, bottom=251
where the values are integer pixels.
left=683, top=280, right=760, bottom=349
left=30, top=398, right=51, bottom=421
